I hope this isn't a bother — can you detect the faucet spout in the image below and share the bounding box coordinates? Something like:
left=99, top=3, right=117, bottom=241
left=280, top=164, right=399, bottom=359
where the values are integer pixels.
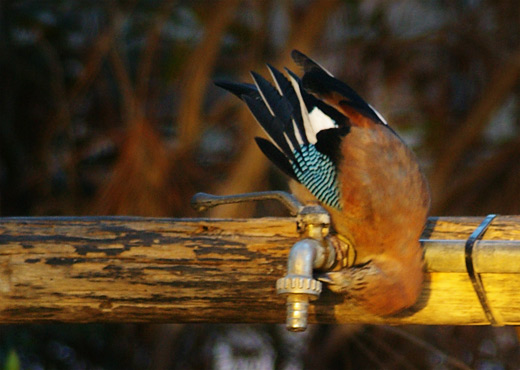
left=276, top=239, right=324, bottom=332
left=287, top=238, right=318, bottom=276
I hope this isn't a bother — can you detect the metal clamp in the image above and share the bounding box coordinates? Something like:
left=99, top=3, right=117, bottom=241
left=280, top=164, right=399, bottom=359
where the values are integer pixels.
left=465, top=214, right=502, bottom=325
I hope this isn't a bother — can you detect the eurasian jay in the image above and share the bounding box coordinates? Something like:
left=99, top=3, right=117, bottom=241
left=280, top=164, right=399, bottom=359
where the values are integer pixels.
left=215, top=50, right=430, bottom=315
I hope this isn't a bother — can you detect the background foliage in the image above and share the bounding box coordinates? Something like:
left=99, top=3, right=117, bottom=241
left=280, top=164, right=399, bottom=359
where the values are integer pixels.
left=1, top=0, right=520, bottom=368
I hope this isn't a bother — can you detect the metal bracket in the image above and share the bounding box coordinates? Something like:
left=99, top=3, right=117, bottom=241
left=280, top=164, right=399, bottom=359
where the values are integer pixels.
left=465, top=214, right=502, bottom=326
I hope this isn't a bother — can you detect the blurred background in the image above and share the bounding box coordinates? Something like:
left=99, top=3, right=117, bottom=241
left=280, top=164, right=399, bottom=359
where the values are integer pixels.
left=1, top=0, right=520, bottom=368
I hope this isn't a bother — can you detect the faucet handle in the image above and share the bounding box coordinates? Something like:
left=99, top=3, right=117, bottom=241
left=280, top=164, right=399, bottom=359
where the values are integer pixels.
left=191, top=191, right=304, bottom=216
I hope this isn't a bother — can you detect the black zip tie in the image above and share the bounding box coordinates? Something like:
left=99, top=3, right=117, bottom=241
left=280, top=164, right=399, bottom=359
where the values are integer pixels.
left=464, top=214, right=498, bottom=325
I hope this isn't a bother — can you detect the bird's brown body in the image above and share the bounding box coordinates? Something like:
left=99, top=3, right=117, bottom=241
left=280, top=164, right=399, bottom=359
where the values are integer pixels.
left=322, top=125, right=429, bottom=315
left=216, top=50, right=430, bottom=316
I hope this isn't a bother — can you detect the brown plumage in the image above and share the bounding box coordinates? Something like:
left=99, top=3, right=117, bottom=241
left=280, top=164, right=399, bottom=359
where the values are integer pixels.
left=216, top=50, right=430, bottom=315
left=321, top=125, right=429, bottom=314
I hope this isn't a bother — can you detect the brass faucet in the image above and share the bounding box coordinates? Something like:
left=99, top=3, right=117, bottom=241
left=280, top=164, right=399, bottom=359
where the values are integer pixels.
left=191, top=191, right=336, bottom=331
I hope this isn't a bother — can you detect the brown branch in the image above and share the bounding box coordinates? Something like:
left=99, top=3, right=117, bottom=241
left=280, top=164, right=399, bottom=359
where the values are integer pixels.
left=435, top=136, right=520, bottom=214
left=136, top=0, right=178, bottom=102
left=430, top=50, right=520, bottom=206
left=91, top=120, right=171, bottom=216
left=36, top=36, right=76, bottom=201
left=68, top=9, right=128, bottom=107
left=1, top=215, right=520, bottom=325
left=284, top=0, right=340, bottom=57
left=109, top=46, right=137, bottom=124
left=176, top=0, right=241, bottom=149
left=37, top=36, right=71, bottom=140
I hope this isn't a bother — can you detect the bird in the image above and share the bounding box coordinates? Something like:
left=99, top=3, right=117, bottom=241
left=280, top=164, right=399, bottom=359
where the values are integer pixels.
left=215, top=50, right=430, bottom=316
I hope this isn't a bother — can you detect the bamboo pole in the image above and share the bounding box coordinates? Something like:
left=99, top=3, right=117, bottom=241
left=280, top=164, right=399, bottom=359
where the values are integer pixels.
left=0, top=215, right=519, bottom=325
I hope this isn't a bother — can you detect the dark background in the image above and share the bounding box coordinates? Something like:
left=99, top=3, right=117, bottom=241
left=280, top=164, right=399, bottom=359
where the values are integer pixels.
left=1, top=0, right=520, bottom=368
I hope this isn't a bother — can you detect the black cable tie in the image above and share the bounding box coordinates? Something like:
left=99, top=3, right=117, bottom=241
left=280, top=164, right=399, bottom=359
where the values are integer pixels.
left=464, top=214, right=498, bottom=325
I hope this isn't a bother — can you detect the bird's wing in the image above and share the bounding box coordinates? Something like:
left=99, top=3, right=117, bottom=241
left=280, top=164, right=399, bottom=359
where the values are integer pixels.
left=215, top=51, right=392, bottom=210
left=291, top=50, right=389, bottom=129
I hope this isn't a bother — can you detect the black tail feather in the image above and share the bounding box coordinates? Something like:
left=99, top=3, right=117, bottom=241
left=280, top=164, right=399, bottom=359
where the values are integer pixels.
left=267, top=65, right=307, bottom=144
left=214, top=80, right=259, bottom=100
left=250, top=71, right=293, bottom=126
left=250, top=71, right=302, bottom=158
left=255, top=137, right=297, bottom=180
left=291, top=50, right=323, bottom=73
left=291, top=50, right=386, bottom=125
left=242, top=95, right=297, bottom=164
left=215, top=77, right=301, bottom=179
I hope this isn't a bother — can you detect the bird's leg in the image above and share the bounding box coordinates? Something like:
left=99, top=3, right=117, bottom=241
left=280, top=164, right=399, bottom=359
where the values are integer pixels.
left=325, top=233, right=357, bottom=270
left=317, top=254, right=424, bottom=316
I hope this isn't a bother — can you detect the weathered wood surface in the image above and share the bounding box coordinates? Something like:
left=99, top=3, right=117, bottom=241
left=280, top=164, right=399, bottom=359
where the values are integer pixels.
left=0, top=215, right=519, bottom=325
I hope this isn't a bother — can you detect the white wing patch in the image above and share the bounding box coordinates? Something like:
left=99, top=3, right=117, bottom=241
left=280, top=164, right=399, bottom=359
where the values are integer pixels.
left=308, top=107, right=337, bottom=136
left=286, top=72, right=338, bottom=145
